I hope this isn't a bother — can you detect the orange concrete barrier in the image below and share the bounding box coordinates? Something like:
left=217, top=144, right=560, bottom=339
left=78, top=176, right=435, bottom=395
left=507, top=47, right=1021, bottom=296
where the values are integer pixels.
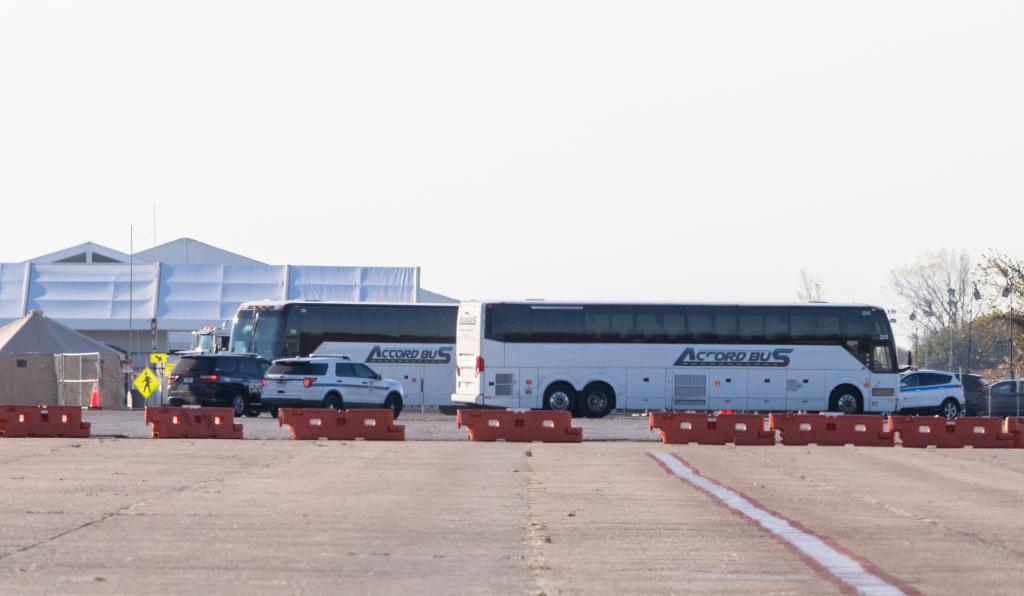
left=650, top=412, right=774, bottom=446
left=456, top=409, right=582, bottom=443
left=770, top=413, right=894, bottom=447
left=145, top=407, right=243, bottom=439
left=1003, top=417, right=1024, bottom=448
left=278, top=408, right=405, bottom=441
left=889, top=416, right=1014, bottom=448
left=0, top=405, right=91, bottom=438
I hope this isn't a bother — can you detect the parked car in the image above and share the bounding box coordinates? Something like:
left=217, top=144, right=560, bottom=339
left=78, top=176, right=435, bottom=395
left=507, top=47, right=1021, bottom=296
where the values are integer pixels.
left=955, top=373, right=991, bottom=416
left=897, top=369, right=965, bottom=418
left=261, top=356, right=405, bottom=418
left=167, top=354, right=269, bottom=417
left=981, top=380, right=1024, bottom=418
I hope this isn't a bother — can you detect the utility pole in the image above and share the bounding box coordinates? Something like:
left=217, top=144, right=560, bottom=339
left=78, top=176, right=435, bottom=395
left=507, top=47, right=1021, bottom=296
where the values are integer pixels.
left=1004, top=285, right=1016, bottom=379
left=909, top=311, right=919, bottom=366
left=968, top=282, right=981, bottom=372
left=947, top=288, right=956, bottom=371
left=129, top=225, right=133, bottom=370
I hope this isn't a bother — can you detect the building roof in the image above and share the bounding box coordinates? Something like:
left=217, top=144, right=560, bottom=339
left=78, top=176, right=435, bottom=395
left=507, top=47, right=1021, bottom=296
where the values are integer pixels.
left=134, top=237, right=265, bottom=265
left=28, top=242, right=135, bottom=264
left=0, top=311, right=119, bottom=355
left=418, top=288, right=457, bottom=303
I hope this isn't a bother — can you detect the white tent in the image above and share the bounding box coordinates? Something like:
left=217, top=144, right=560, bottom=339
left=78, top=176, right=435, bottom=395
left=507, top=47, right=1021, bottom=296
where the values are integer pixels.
left=0, top=311, right=124, bottom=407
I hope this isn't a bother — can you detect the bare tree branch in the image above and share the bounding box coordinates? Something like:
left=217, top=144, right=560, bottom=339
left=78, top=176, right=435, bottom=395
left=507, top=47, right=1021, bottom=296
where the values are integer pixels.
left=797, top=270, right=825, bottom=302
left=888, top=250, right=973, bottom=335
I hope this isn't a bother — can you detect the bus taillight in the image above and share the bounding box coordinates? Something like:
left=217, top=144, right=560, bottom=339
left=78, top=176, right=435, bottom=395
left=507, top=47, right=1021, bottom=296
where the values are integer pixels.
left=475, top=356, right=485, bottom=375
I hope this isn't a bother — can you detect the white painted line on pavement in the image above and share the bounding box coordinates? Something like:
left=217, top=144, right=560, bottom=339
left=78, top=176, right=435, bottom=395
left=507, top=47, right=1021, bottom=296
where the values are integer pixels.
left=650, top=452, right=918, bottom=596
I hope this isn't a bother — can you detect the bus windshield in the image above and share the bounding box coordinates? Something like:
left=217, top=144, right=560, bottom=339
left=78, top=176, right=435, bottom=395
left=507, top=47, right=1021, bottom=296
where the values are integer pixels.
left=230, top=308, right=286, bottom=361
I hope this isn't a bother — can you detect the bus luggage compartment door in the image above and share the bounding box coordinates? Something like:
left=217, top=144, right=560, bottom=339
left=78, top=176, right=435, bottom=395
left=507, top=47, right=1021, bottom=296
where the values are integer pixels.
left=706, top=371, right=747, bottom=412
left=422, top=363, right=454, bottom=408
left=518, top=368, right=538, bottom=408
left=627, top=369, right=666, bottom=411
left=380, top=365, right=424, bottom=408
left=748, top=370, right=786, bottom=412
left=786, top=371, right=825, bottom=412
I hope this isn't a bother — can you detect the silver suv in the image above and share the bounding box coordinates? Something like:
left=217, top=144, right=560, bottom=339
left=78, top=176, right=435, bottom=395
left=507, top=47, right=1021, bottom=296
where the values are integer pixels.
left=262, top=356, right=405, bottom=418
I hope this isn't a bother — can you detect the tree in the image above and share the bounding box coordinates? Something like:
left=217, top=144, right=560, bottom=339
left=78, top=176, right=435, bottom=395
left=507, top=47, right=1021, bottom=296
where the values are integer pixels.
left=889, top=249, right=973, bottom=336
left=915, top=311, right=1012, bottom=374
left=979, top=253, right=1024, bottom=377
left=797, top=270, right=825, bottom=302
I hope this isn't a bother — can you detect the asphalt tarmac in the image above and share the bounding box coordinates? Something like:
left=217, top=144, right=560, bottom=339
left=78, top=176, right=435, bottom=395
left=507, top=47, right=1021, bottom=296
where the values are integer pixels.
left=0, top=414, right=1022, bottom=594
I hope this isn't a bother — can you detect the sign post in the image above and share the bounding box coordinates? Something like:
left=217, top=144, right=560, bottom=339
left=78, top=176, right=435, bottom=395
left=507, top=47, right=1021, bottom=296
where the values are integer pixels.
left=150, top=354, right=168, bottom=404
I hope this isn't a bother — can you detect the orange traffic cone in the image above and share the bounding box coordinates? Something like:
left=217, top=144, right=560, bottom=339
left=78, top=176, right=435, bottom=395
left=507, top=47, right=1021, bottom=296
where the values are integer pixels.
left=89, top=380, right=101, bottom=409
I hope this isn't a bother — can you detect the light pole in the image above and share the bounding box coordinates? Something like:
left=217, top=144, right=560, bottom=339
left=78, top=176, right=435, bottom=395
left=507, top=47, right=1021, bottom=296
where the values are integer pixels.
left=909, top=311, right=919, bottom=366
left=1004, top=284, right=1015, bottom=380
left=923, top=302, right=935, bottom=369
left=947, top=288, right=957, bottom=371
left=968, top=282, right=981, bottom=372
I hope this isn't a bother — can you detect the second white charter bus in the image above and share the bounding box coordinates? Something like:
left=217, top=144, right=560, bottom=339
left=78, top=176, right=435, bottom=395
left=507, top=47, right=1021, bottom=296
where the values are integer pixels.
left=229, top=300, right=458, bottom=407
left=452, top=301, right=900, bottom=418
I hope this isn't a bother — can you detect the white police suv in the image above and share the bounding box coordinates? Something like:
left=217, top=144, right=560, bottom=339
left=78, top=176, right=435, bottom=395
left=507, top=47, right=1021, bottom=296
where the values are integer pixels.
left=897, top=369, right=966, bottom=418
left=262, top=356, right=405, bottom=418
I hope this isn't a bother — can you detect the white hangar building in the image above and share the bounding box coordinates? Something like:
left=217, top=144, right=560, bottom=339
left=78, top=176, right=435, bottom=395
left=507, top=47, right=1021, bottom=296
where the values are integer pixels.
left=0, top=238, right=453, bottom=360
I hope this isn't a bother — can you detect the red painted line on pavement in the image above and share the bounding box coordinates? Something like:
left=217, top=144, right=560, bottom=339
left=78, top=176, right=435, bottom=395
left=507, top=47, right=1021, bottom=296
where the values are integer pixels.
left=649, top=452, right=920, bottom=596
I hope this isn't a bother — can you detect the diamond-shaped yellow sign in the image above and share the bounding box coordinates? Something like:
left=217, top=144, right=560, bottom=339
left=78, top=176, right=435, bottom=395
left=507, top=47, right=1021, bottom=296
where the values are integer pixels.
left=150, top=353, right=167, bottom=365
left=133, top=367, right=160, bottom=400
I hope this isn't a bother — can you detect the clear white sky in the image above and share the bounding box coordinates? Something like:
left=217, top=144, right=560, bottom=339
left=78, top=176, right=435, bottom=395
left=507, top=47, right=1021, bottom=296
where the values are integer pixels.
left=2, top=2, right=1022, bottom=315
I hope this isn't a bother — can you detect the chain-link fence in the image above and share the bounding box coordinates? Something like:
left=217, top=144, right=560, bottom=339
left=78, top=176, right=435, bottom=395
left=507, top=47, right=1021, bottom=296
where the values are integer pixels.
left=54, top=352, right=102, bottom=407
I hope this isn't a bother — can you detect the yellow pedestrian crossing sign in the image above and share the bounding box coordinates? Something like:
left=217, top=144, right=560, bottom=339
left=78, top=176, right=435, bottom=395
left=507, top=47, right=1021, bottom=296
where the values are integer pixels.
left=134, top=367, right=160, bottom=400
left=150, top=353, right=167, bottom=365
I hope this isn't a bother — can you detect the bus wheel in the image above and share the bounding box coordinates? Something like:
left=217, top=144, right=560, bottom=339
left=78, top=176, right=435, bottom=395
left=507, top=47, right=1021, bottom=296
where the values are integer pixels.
left=544, top=383, right=577, bottom=413
left=581, top=383, right=615, bottom=418
left=829, top=385, right=862, bottom=414
left=384, top=393, right=403, bottom=420
left=324, top=393, right=344, bottom=411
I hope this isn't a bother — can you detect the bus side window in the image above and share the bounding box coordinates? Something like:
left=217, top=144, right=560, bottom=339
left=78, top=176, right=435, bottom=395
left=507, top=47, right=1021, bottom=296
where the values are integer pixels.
left=635, top=311, right=664, bottom=342
left=688, top=307, right=715, bottom=342
left=502, top=305, right=532, bottom=341
left=844, top=339, right=870, bottom=366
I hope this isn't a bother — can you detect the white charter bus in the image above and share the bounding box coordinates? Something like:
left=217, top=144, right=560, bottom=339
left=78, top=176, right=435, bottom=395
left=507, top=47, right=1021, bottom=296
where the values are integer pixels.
left=452, top=301, right=900, bottom=418
left=229, top=300, right=457, bottom=407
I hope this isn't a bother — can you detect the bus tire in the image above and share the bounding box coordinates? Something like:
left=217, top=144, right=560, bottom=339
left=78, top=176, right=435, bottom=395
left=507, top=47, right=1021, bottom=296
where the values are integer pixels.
left=324, top=392, right=344, bottom=411
left=384, top=392, right=403, bottom=419
left=580, top=383, right=615, bottom=418
left=829, top=385, right=862, bottom=414
left=544, top=383, right=577, bottom=414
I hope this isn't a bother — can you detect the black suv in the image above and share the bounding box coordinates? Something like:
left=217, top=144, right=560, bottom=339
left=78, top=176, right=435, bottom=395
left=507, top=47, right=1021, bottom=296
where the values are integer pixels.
left=955, top=373, right=990, bottom=416
left=168, top=354, right=269, bottom=417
